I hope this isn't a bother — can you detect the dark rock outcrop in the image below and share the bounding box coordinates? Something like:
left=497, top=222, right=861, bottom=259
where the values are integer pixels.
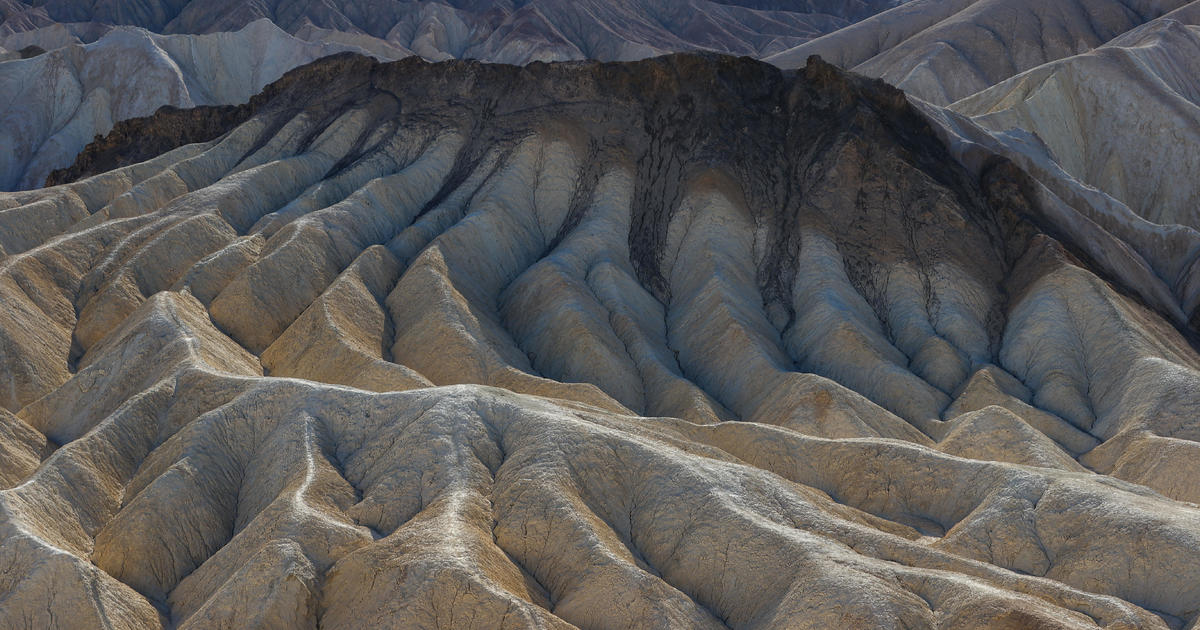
left=45, top=104, right=249, bottom=186
left=44, top=52, right=375, bottom=187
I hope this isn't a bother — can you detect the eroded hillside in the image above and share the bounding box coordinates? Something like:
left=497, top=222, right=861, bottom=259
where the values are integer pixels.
left=1, top=53, right=1199, bottom=629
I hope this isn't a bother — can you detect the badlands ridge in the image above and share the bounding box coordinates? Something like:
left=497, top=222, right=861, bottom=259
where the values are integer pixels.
left=0, top=0, right=912, bottom=193
left=0, top=51, right=1199, bottom=629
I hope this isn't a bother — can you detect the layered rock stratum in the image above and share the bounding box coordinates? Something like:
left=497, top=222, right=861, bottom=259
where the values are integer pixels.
left=2, top=51, right=1200, bottom=629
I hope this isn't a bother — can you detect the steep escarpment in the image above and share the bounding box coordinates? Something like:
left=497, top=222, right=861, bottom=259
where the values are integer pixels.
left=2, top=53, right=1200, bottom=629
left=760, top=0, right=1200, bottom=337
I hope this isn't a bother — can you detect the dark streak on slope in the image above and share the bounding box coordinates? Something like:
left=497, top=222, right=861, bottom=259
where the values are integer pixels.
left=42, top=49, right=1192, bottom=409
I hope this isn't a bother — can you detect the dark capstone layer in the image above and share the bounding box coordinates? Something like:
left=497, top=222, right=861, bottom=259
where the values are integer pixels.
left=44, top=53, right=375, bottom=186
left=45, top=104, right=250, bottom=187
left=47, top=50, right=1185, bottom=339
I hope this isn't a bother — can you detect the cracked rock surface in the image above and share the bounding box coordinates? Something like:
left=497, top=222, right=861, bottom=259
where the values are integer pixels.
left=2, top=52, right=1200, bottom=629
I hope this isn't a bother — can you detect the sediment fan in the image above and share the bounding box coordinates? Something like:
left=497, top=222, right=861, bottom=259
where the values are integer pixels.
left=1, top=52, right=1199, bottom=629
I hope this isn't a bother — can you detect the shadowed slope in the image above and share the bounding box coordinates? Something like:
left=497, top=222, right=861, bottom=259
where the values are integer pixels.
left=906, top=5, right=1200, bottom=347
left=767, top=0, right=1191, bottom=104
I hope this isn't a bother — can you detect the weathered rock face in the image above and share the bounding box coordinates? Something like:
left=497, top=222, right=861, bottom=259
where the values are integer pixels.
left=762, top=0, right=1200, bottom=378
left=2, top=52, right=1200, bottom=630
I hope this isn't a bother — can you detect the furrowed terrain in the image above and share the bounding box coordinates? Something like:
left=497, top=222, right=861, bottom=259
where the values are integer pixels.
left=0, top=0, right=910, bottom=193
left=1, top=52, right=1200, bottom=629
